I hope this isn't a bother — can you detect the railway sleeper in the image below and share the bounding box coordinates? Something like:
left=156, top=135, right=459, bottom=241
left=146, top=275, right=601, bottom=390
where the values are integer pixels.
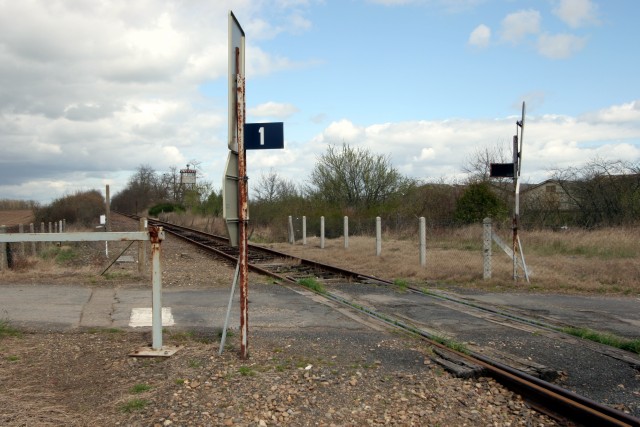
left=430, top=347, right=485, bottom=379
left=473, top=347, right=560, bottom=382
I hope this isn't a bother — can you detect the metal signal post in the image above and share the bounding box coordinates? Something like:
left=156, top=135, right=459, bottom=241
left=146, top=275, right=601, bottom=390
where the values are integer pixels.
left=512, top=102, right=529, bottom=283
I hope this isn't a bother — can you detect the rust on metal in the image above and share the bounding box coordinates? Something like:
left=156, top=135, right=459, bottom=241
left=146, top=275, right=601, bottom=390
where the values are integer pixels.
left=236, top=46, right=250, bottom=359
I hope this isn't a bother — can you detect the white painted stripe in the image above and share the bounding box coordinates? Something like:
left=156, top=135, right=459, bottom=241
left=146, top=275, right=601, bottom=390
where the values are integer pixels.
left=129, top=307, right=175, bottom=327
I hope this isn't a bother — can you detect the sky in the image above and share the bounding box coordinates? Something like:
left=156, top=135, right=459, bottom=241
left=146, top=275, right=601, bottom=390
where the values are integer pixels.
left=1, top=0, right=639, bottom=204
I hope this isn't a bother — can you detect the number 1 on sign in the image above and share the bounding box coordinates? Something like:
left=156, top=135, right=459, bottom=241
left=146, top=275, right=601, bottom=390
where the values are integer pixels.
left=258, top=126, right=264, bottom=145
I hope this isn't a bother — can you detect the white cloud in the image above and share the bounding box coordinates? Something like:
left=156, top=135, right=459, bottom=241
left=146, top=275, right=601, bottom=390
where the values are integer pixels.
left=304, top=103, right=640, bottom=185
left=552, top=0, right=599, bottom=28
left=248, top=102, right=300, bottom=119
left=537, top=33, right=587, bottom=59
left=468, top=24, right=491, bottom=48
left=500, top=9, right=541, bottom=44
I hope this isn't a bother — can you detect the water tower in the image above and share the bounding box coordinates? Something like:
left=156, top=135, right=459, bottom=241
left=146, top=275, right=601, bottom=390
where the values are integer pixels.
left=180, top=164, right=197, bottom=190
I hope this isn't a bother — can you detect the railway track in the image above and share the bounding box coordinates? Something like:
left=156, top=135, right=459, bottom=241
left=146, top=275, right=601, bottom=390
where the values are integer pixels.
left=120, top=213, right=640, bottom=426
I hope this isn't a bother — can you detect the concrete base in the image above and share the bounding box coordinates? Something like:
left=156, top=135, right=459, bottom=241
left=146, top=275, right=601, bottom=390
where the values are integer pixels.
left=129, top=345, right=182, bottom=357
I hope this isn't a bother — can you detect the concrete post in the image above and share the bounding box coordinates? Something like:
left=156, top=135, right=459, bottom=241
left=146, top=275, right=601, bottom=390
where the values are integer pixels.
left=62, top=219, right=66, bottom=231
left=419, top=217, right=426, bottom=267
left=376, top=217, right=382, bottom=256
left=343, top=216, right=349, bottom=249
left=30, top=223, right=36, bottom=256
left=320, top=216, right=325, bottom=249
left=483, top=217, right=492, bottom=280
left=0, top=225, right=7, bottom=271
left=288, top=216, right=294, bottom=244
left=138, top=217, right=147, bottom=274
left=19, top=224, right=25, bottom=257
left=59, top=220, right=63, bottom=233
left=105, top=185, right=111, bottom=232
left=302, top=216, right=307, bottom=245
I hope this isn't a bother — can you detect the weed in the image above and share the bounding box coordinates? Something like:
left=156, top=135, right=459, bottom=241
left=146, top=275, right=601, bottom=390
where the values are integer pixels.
left=0, top=319, right=21, bottom=339
left=175, top=378, right=185, bottom=385
left=188, top=359, right=204, bottom=368
left=120, top=398, right=148, bottom=413
left=562, top=327, right=640, bottom=354
left=6, top=355, right=19, bottom=362
left=393, top=278, right=408, bottom=291
left=238, top=366, right=255, bottom=376
left=430, top=334, right=469, bottom=354
left=298, top=277, right=326, bottom=294
left=130, top=384, right=152, bottom=394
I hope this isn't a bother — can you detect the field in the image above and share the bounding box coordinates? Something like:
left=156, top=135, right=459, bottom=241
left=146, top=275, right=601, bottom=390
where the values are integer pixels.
left=0, top=210, right=34, bottom=228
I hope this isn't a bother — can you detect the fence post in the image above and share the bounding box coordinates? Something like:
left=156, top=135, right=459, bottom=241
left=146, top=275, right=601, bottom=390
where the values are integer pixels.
left=0, top=226, right=7, bottom=271
left=288, top=216, right=295, bottom=244
left=41, top=222, right=46, bottom=250
left=419, top=217, right=426, bottom=267
left=343, top=216, right=349, bottom=249
left=19, top=224, right=25, bottom=257
left=483, top=217, right=492, bottom=280
left=320, top=216, right=325, bottom=249
left=30, top=223, right=36, bottom=256
left=302, top=216, right=307, bottom=245
left=138, top=217, right=147, bottom=274
left=376, top=217, right=382, bottom=256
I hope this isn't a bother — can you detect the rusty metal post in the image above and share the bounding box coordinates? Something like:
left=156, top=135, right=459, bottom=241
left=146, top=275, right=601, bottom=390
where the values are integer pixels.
left=236, top=48, right=249, bottom=359
left=149, top=226, right=165, bottom=350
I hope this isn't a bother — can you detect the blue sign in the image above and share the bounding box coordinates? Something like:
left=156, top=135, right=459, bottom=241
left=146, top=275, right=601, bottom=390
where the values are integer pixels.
left=244, top=122, right=284, bottom=150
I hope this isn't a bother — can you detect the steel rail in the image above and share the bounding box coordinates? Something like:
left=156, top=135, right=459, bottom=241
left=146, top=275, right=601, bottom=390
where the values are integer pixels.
left=115, top=213, right=639, bottom=426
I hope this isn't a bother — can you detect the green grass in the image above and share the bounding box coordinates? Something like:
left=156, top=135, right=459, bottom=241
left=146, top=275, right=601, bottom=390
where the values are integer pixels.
left=5, top=355, right=19, bottom=362
left=562, top=327, right=640, bottom=354
left=430, top=334, right=469, bottom=354
left=393, top=278, right=408, bottom=291
left=119, top=398, right=148, bottom=413
left=238, top=366, right=255, bottom=376
left=298, top=277, right=326, bottom=294
left=188, top=359, right=204, bottom=368
left=130, top=384, right=152, bottom=394
left=0, top=320, right=22, bottom=339
left=175, top=378, right=185, bottom=385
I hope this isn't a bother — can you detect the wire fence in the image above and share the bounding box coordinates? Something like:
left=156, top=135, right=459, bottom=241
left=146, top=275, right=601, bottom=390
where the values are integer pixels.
left=277, top=214, right=640, bottom=293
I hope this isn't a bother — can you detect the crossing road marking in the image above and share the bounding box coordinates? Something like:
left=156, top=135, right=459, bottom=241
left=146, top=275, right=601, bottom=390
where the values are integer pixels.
left=129, top=307, right=175, bottom=327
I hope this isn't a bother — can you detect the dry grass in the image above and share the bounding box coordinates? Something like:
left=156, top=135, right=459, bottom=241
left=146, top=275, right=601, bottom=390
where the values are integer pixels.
left=263, top=225, right=640, bottom=296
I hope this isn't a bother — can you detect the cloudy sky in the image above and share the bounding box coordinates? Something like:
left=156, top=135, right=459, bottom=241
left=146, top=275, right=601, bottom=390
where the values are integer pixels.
left=1, top=0, right=638, bottom=204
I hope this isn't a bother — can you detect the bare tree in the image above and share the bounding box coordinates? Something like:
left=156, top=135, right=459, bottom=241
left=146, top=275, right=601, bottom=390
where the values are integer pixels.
left=307, top=143, right=409, bottom=210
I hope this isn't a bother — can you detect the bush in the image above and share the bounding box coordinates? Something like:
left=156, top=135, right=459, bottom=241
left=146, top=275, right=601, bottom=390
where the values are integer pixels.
left=34, top=190, right=104, bottom=227
left=148, top=203, right=184, bottom=217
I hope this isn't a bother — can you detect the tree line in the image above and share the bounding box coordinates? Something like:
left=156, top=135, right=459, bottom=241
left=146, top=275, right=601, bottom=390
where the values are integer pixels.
left=17, top=144, right=640, bottom=232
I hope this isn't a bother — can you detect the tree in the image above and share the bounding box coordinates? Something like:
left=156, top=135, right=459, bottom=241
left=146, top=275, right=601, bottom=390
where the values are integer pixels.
left=253, top=169, right=299, bottom=203
left=551, top=158, right=640, bottom=227
left=307, top=143, right=410, bottom=211
left=454, top=182, right=508, bottom=224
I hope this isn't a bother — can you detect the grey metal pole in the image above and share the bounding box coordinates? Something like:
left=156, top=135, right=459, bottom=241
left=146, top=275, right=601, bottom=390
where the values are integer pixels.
left=320, top=216, right=325, bottom=249
left=138, top=217, right=147, bottom=274
left=150, top=226, right=164, bottom=350
left=219, top=261, right=240, bottom=355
